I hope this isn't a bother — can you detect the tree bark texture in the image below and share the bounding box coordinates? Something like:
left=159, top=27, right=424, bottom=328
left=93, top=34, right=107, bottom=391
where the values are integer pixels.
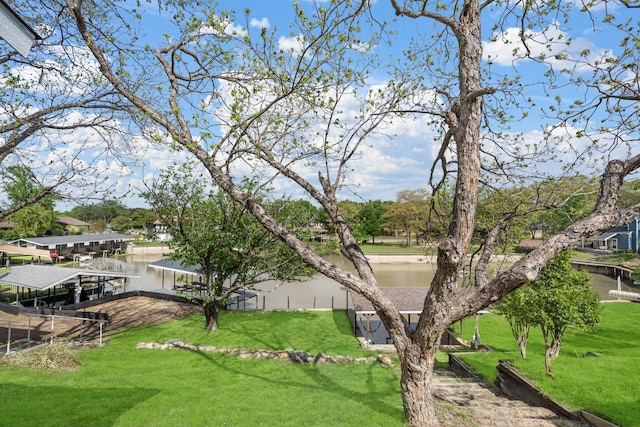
left=549, top=336, right=563, bottom=359
left=400, top=344, right=439, bottom=427
left=519, top=341, right=528, bottom=360
left=204, top=300, right=220, bottom=331
left=508, top=320, right=530, bottom=359
left=541, top=323, right=554, bottom=376
left=544, top=346, right=553, bottom=377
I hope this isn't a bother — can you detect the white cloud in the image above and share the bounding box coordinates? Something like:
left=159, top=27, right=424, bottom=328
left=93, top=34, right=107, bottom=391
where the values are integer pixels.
left=1, top=45, right=106, bottom=97
left=142, top=145, right=191, bottom=173
left=224, top=22, right=248, bottom=37
left=483, top=23, right=612, bottom=72
left=250, top=17, right=270, bottom=29
left=278, top=34, right=306, bottom=55
left=53, top=64, right=627, bottom=210
left=198, top=17, right=247, bottom=38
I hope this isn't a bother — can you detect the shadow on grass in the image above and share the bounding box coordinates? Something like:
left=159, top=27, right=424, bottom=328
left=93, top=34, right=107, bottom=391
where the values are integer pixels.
left=0, top=383, right=161, bottom=427
left=221, top=311, right=317, bottom=350
left=297, top=359, right=404, bottom=422
left=219, top=310, right=364, bottom=355
left=187, top=347, right=404, bottom=424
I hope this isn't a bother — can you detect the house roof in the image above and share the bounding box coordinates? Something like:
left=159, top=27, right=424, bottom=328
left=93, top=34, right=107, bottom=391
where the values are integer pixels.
left=518, top=240, right=544, bottom=249
left=0, top=265, right=137, bottom=291
left=12, top=233, right=133, bottom=247
left=595, top=231, right=631, bottom=241
left=57, top=216, right=90, bottom=227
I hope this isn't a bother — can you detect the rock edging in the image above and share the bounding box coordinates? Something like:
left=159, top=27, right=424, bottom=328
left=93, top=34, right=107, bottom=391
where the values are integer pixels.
left=137, top=340, right=394, bottom=367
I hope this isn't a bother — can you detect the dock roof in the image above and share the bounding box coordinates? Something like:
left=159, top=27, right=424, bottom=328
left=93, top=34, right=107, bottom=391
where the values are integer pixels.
left=0, top=265, right=137, bottom=291
left=0, top=244, right=52, bottom=259
left=351, top=287, right=430, bottom=314
left=11, top=233, right=133, bottom=247
left=148, top=258, right=203, bottom=275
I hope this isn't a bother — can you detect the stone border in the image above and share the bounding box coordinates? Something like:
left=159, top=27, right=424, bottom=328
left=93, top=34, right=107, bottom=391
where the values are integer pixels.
left=137, top=340, right=394, bottom=367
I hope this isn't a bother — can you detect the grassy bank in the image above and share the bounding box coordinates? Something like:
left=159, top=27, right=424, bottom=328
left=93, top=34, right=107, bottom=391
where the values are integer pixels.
left=0, top=311, right=405, bottom=427
left=454, top=302, right=640, bottom=426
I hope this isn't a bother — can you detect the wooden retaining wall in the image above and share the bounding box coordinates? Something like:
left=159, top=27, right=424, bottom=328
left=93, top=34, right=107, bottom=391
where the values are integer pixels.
left=449, top=354, right=619, bottom=426
left=570, top=261, right=633, bottom=283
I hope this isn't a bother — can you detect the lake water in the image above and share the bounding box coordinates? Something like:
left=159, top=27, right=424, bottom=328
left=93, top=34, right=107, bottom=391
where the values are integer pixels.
left=119, top=253, right=633, bottom=310
left=112, top=252, right=636, bottom=345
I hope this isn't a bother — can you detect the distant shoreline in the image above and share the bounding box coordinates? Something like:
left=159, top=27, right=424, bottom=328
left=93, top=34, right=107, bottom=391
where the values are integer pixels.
left=364, top=254, right=433, bottom=264
left=128, top=245, right=520, bottom=265
left=129, top=244, right=171, bottom=255
left=364, top=254, right=522, bottom=264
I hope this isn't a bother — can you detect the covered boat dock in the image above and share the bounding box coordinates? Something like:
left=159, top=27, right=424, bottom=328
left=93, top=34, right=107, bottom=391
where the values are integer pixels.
left=0, top=264, right=138, bottom=307
left=350, top=287, right=486, bottom=348
left=9, top=233, right=133, bottom=260
left=148, top=258, right=259, bottom=308
left=0, top=265, right=139, bottom=351
left=0, top=264, right=136, bottom=353
left=350, top=287, right=430, bottom=345
left=0, top=244, right=53, bottom=266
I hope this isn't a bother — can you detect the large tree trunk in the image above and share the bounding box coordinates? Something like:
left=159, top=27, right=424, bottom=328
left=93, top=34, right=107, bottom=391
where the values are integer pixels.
left=203, top=300, right=221, bottom=331
left=399, top=344, right=439, bottom=427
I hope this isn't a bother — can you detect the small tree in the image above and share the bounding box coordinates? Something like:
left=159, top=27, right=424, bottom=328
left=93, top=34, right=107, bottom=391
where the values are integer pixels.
left=1, top=165, right=59, bottom=237
left=65, top=225, right=83, bottom=235
left=494, top=284, right=537, bottom=359
left=109, top=216, right=132, bottom=233
left=89, top=219, right=107, bottom=233
left=497, top=251, right=601, bottom=374
left=143, top=163, right=314, bottom=331
left=531, top=251, right=602, bottom=376
left=496, top=251, right=601, bottom=376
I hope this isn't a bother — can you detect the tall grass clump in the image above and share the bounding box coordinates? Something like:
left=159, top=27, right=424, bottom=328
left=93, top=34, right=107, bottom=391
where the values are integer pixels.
left=3, top=342, right=80, bottom=371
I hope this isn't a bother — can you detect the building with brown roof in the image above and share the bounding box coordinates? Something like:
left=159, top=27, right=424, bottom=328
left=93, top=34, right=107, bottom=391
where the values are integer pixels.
left=56, top=216, right=90, bottom=233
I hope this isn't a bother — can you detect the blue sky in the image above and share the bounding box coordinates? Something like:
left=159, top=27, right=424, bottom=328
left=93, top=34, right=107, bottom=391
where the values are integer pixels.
left=4, top=0, right=636, bottom=209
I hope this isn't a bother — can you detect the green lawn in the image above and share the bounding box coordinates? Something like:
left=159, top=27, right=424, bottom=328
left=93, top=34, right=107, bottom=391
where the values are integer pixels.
left=4, top=304, right=636, bottom=426
left=0, top=311, right=405, bottom=427
left=454, top=302, right=640, bottom=427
